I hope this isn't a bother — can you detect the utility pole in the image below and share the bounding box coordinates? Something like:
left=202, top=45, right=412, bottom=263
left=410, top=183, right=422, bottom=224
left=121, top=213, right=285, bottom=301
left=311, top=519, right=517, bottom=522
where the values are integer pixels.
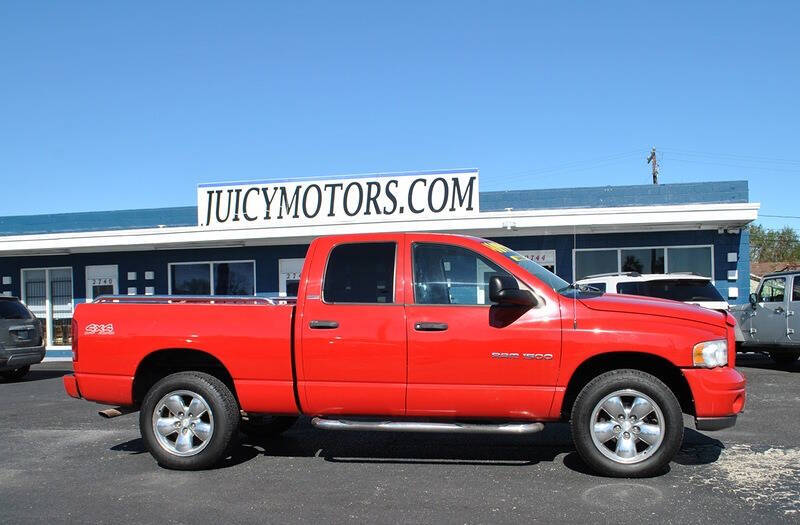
left=647, top=147, right=659, bottom=184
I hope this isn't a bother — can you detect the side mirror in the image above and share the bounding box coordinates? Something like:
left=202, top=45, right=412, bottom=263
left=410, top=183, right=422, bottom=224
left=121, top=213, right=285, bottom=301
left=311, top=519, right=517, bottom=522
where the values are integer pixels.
left=489, top=275, right=537, bottom=307
left=749, top=292, right=758, bottom=309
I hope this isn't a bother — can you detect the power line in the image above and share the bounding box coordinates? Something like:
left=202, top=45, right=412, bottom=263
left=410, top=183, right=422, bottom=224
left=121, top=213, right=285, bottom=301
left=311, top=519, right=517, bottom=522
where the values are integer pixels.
left=660, top=148, right=800, bottom=166
left=500, top=150, right=647, bottom=180
left=665, top=157, right=800, bottom=173
left=760, top=214, right=800, bottom=219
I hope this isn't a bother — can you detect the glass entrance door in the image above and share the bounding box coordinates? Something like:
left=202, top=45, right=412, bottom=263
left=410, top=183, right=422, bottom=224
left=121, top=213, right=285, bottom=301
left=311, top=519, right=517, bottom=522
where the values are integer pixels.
left=21, top=267, right=74, bottom=348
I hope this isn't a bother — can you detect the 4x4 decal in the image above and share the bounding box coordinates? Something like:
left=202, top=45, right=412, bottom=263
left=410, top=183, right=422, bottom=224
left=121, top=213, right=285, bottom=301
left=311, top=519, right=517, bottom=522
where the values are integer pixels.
left=84, top=323, right=115, bottom=336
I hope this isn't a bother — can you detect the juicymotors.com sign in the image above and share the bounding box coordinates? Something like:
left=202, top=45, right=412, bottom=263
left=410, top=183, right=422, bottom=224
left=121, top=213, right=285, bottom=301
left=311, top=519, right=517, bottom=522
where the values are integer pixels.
left=197, top=169, right=479, bottom=229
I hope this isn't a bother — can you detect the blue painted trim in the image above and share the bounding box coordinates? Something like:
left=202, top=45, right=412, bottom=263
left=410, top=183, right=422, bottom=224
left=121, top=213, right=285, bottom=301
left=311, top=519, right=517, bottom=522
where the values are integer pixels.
left=45, top=349, right=72, bottom=358
left=197, top=168, right=479, bottom=188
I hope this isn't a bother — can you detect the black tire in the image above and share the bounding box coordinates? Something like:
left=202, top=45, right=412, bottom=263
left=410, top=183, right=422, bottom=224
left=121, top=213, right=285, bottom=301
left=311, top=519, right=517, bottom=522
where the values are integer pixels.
left=139, top=371, right=239, bottom=470
left=240, top=415, right=298, bottom=439
left=0, top=365, right=30, bottom=381
left=769, top=352, right=800, bottom=367
left=570, top=369, right=683, bottom=478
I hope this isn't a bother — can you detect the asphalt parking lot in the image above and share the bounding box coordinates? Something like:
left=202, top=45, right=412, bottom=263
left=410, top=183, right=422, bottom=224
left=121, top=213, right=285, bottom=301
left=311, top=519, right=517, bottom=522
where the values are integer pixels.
left=1, top=356, right=798, bottom=524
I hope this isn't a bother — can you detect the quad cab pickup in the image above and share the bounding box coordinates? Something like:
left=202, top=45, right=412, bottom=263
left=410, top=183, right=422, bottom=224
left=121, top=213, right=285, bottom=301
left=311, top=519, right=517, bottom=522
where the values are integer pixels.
left=64, top=233, right=746, bottom=477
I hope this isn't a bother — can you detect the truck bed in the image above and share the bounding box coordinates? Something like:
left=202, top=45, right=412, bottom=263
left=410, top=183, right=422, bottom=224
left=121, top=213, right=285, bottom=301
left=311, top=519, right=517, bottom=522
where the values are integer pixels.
left=72, top=296, right=300, bottom=414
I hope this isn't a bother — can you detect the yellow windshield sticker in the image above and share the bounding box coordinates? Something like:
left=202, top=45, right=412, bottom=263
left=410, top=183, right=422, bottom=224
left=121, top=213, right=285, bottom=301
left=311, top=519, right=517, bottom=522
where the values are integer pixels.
left=482, top=241, right=511, bottom=254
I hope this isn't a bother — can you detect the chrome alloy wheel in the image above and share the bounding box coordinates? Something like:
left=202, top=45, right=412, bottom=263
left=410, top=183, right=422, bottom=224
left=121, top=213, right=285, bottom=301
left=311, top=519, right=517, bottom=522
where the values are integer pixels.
left=589, top=389, right=665, bottom=465
left=152, top=390, right=215, bottom=457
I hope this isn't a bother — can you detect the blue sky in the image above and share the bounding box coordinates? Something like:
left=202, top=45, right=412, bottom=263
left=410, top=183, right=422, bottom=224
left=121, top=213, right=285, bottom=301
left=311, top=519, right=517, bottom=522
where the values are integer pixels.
left=1, top=2, right=798, bottom=228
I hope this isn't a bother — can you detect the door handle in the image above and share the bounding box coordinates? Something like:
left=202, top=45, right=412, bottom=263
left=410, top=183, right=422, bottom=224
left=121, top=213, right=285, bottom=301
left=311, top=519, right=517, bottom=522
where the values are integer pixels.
left=414, top=322, right=448, bottom=332
left=309, top=320, right=339, bottom=329
left=775, top=307, right=785, bottom=314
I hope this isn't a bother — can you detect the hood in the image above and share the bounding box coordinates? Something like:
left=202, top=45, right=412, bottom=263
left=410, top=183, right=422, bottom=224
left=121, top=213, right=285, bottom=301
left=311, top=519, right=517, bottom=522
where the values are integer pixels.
left=579, top=293, right=726, bottom=327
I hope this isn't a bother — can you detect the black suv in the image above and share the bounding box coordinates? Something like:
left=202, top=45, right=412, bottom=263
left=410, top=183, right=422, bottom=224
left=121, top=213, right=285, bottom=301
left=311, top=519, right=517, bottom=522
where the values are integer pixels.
left=0, top=297, right=45, bottom=380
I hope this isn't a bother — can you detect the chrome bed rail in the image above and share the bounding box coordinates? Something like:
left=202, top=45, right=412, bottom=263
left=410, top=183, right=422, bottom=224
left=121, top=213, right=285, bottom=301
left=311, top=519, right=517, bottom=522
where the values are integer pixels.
left=92, top=295, right=297, bottom=306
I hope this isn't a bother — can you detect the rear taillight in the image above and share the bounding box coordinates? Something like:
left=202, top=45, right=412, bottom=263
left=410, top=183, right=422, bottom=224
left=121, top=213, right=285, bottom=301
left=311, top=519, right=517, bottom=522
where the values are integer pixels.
left=71, top=318, right=78, bottom=362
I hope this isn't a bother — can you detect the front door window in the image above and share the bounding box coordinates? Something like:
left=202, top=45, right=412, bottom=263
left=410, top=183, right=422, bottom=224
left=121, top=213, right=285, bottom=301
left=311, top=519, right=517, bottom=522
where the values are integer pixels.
left=759, top=277, right=786, bottom=303
left=412, top=243, right=511, bottom=305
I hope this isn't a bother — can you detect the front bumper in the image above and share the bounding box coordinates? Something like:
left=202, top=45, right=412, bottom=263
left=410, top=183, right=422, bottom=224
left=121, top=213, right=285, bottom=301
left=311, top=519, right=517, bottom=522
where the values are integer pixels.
left=683, top=366, right=746, bottom=430
left=0, top=344, right=46, bottom=371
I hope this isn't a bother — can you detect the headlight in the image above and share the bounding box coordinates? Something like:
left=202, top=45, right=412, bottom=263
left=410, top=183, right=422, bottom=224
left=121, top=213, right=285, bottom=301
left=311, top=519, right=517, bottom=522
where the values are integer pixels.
left=693, top=339, right=728, bottom=368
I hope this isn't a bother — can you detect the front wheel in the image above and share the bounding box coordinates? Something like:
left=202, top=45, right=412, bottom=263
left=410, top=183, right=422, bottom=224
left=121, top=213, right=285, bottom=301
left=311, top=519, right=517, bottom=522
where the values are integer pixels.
left=0, top=365, right=30, bottom=381
left=570, top=369, right=683, bottom=478
left=769, top=351, right=800, bottom=367
left=139, top=371, right=240, bottom=470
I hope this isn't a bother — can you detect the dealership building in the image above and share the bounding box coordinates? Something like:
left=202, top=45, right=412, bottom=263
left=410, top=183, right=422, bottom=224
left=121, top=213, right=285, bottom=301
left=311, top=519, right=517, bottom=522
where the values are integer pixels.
left=0, top=170, right=758, bottom=359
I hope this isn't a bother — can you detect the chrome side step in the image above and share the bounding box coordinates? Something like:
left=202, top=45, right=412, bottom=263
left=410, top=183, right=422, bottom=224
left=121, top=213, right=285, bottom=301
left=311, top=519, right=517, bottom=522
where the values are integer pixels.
left=310, top=417, right=544, bottom=435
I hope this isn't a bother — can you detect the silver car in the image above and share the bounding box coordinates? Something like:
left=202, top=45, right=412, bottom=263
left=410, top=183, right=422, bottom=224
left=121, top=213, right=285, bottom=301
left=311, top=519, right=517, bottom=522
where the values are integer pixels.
left=732, top=271, right=800, bottom=366
left=0, top=297, right=46, bottom=380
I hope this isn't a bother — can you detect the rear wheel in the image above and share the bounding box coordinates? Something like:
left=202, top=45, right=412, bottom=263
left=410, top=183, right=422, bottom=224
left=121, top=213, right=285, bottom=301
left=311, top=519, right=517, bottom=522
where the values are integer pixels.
left=570, top=369, right=683, bottom=478
left=139, top=371, right=239, bottom=470
left=770, top=351, right=800, bottom=367
left=240, top=415, right=298, bottom=439
left=0, top=365, right=30, bottom=381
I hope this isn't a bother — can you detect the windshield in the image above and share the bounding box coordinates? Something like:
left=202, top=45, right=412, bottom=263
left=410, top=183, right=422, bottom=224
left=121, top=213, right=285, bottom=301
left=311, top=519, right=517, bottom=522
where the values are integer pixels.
left=480, top=240, right=569, bottom=292
left=620, top=279, right=725, bottom=302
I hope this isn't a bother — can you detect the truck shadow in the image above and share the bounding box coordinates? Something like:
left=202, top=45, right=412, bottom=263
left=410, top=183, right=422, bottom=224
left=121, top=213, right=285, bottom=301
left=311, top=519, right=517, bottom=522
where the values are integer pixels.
left=233, top=421, right=724, bottom=474
left=0, top=367, right=72, bottom=384
left=109, top=421, right=725, bottom=475
left=233, top=420, right=573, bottom=469
left=735, top=353, right=799, bottom=372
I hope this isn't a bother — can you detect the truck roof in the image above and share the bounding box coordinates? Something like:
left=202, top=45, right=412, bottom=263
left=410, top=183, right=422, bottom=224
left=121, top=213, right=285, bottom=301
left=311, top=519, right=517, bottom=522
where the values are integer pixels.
left=760, top=270, right=800, bottom=278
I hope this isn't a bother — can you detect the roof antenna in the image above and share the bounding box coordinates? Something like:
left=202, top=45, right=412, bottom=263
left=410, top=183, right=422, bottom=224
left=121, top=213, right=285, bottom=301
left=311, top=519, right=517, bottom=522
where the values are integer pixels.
left=573, top=224, right=578, bottom=330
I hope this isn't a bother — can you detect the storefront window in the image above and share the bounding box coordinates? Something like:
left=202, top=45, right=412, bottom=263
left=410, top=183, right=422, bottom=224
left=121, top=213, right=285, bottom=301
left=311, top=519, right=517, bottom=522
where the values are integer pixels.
left=214, top=262, right=255, bottom=295
left=575, top=250, right=617, bottom=280
left=21, top=267, right=73, bottom=347
left=576, top=246, right=713, bottom=281
left=171, top=263, right=211, bottom=295
left=621, top=248, right=665, bottom=274
left=667, top=247, right=712, bottom=278
left=169, top=261, right=255, bottom=296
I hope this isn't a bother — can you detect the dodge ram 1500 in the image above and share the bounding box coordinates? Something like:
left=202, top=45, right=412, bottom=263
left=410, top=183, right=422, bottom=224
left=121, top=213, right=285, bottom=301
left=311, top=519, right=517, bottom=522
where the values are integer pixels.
left=63, top=233, right=745, bottom=477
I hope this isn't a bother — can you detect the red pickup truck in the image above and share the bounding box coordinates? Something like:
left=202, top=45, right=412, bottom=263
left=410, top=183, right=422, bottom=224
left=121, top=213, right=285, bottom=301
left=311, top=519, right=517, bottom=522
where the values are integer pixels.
left=63, top=233, right=745, bottom=477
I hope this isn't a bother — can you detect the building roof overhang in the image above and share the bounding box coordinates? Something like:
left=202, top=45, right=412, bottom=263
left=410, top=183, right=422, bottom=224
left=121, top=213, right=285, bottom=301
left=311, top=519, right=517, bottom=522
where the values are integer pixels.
left=0, top=202, right=760, bottom=257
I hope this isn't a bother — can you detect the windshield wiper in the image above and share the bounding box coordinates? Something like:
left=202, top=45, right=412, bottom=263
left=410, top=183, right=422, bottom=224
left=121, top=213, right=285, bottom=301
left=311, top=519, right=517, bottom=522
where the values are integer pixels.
left=558, top=282, right=603, bottom=294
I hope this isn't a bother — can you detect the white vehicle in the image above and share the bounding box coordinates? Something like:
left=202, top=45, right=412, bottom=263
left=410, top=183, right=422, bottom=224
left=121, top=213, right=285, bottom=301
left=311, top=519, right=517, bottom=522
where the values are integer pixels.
left=576, top=272, right=730, bottom=312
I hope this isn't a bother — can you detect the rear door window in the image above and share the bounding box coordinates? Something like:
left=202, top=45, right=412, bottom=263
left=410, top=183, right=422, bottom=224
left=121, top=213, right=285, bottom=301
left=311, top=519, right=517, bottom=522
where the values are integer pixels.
left=323, top=243, right=396, bottom=303
left=0, top=300, right=33, bottom=320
